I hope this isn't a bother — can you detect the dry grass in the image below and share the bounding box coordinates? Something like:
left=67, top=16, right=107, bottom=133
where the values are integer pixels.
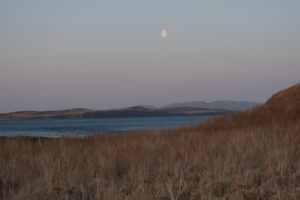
left=0, top=84, right=300, bottom=200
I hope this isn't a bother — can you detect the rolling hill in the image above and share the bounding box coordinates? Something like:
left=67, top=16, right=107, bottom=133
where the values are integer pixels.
left=0, top=106, right=229, bottom=121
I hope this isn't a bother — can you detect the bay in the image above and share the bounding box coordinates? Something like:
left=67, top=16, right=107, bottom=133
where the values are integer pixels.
left=0, top=114, right=220, bottom=137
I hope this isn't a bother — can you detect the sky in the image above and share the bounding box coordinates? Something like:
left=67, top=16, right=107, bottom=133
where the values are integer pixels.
left=0, top=0, right=300, bottom=112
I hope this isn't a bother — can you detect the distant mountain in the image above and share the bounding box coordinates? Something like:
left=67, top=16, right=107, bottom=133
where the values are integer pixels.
left=0, top=100, right=259, bottom=121
left=163, top=100, right=258, bottom=111
left=0, top=106, right=228, bottom=121
left=134, top=105, right=157, bottom=110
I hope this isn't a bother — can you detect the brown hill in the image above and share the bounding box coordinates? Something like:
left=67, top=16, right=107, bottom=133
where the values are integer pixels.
left=262, top=83, right=300, bottom=120
left=198, top=83, right=300, bottom=131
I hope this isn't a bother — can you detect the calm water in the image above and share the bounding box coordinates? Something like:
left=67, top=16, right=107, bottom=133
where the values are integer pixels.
left=0, top=115, right=219, bottom=137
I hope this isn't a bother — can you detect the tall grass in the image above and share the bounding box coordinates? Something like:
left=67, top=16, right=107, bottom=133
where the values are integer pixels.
left=0, top=120, right=299, bottom=199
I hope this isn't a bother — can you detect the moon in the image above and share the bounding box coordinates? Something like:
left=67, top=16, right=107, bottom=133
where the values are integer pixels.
left=160, top=29, right=168, bottom=38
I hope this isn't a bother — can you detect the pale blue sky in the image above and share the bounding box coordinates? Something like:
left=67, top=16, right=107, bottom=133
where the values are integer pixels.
left=1, top=0, right=300, bottom=112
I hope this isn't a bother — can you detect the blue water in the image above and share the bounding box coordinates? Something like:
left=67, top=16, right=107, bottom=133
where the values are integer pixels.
left=0, top=115, right=218, bottom=137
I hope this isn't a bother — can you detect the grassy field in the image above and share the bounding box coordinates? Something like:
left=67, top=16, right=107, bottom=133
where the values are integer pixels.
left=0, top=84, right=300, bottom=200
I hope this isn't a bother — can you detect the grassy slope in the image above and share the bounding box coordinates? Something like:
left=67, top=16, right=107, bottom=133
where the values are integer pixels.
left=0, top=84, right=300, bottom=200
